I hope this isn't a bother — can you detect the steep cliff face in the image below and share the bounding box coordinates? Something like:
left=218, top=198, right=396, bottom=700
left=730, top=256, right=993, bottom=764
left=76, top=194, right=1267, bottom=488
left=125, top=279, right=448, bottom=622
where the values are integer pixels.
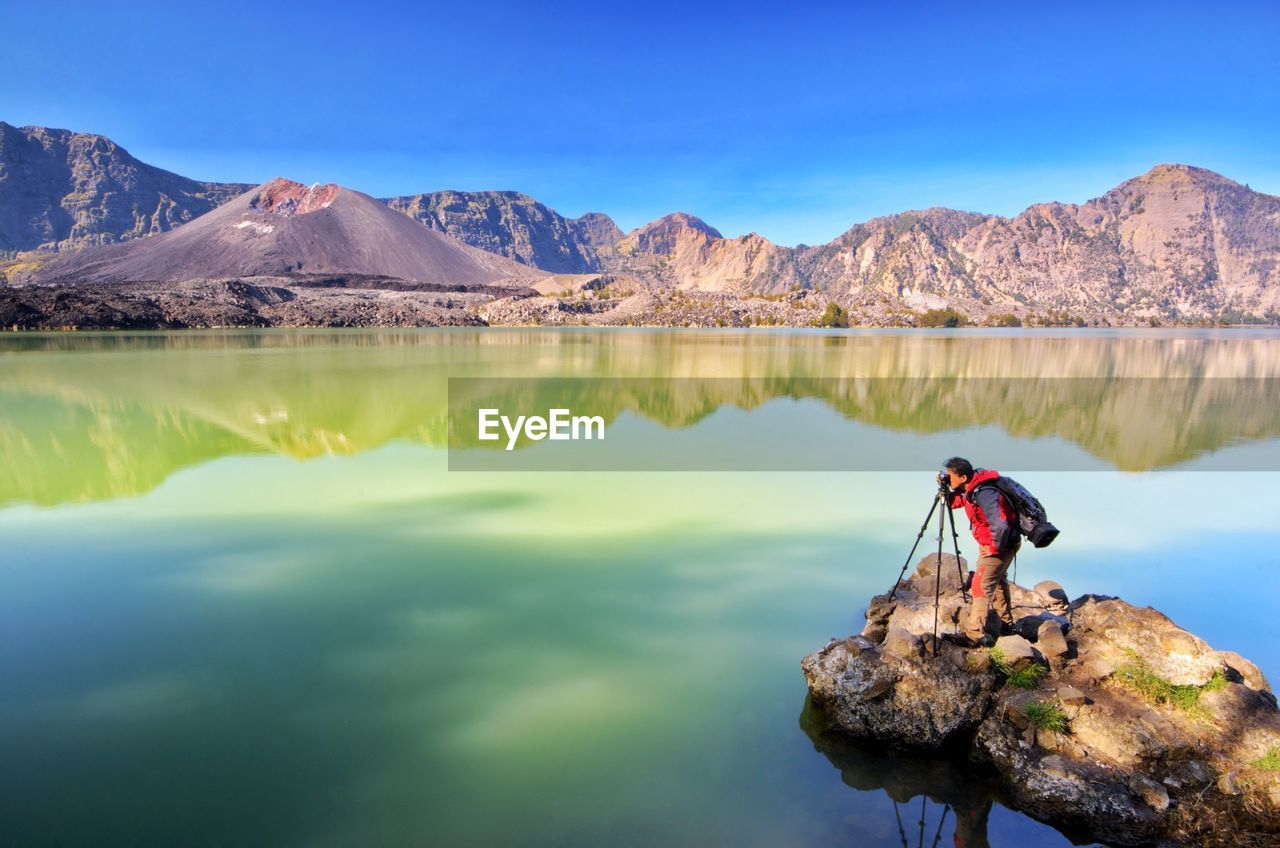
left=571, top=211, right=624, bottom=249
left=383, top=190, right=619, bottom=273
left=598, top=213, right=801, bottom=292
left=957, top=164, right=1280, bottom=318
left=0, top=122, right=250, bottom=255
left=796, top=209, right=994, bottom=307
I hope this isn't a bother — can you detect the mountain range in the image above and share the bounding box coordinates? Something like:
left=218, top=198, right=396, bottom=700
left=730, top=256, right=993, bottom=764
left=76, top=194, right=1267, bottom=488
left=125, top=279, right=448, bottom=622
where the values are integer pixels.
left=3, top=120, right=1279, bottom=323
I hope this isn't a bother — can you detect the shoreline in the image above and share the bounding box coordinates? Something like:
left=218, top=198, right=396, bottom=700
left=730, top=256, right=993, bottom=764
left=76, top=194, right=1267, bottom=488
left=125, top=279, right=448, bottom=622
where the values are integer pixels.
left=4, top=278, right=1279, bottom=331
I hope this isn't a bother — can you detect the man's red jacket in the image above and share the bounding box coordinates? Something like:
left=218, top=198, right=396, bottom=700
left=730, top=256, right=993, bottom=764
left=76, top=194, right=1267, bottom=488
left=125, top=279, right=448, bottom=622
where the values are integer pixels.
left=947, top=468, right=1020, bottom=556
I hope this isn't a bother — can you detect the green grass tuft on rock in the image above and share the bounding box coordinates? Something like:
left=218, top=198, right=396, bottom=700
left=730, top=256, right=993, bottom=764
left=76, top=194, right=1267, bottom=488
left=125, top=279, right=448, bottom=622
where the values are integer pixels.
left=1251, top=747, right=1280, bottom=771
left=983, top=646, right=1046, bottom=689
left=1024, top=700, right=1068, bottom=733
left=1111, top=648, right=1227, bottom=721
left=1007, top=664, right=1047, bottom=689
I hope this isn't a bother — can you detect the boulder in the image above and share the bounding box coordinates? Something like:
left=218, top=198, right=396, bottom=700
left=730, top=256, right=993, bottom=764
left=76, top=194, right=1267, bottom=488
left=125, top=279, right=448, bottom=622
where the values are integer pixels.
left=882, top=626, right=924, bottom=659
left=802, top=635, right=997, bottom=751
left=1057, top=685, right=1087, bottom=707
left=1014, top=609, right=1070, bottom=642
left=1070, top=596, right=1225, bottom=686
left=1216, top=649, right=1273, bottom=695
left=1037, top=619, right=1071, bottom=660
left=802, top=556, right=1280, bottom=848
left=1129, top=774, right=1171, bottom=813
left=993, top=634, right=1041, bottom=671
left=1033, top=579, right=1070, bottom=608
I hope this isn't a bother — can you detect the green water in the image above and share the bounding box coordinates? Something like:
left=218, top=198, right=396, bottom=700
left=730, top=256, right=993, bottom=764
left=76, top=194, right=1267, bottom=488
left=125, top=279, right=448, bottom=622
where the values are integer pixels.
left=1, top=328, right=1278, bottom=847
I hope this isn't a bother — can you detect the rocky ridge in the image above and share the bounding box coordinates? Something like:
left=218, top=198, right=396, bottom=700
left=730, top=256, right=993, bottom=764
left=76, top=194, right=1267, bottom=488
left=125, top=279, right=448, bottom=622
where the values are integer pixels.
left=384, top=189, right=619, bottom=273
left=802, top=554, right=1280, bottom=846
left=0, top=121, right=250, bottom=255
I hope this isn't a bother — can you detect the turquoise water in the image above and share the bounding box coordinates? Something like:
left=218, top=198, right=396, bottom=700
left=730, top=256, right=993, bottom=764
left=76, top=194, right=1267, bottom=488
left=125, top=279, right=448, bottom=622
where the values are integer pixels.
left=1, top=329, right=1277, bottom=846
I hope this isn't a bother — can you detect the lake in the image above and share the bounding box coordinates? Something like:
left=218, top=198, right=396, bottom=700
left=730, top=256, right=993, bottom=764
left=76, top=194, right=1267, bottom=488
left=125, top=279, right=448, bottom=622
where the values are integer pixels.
left=1, top=328, right=1278, bottom=847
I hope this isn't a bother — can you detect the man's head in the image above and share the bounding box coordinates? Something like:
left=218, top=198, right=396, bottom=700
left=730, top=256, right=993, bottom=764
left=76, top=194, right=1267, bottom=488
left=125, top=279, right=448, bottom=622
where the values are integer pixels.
left=943, top=456, right=974, bottom=490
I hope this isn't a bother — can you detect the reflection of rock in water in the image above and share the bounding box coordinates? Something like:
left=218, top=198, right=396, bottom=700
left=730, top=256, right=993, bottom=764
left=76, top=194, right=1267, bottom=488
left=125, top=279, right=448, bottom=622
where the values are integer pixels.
left=800, top=694, right=997, bottom=848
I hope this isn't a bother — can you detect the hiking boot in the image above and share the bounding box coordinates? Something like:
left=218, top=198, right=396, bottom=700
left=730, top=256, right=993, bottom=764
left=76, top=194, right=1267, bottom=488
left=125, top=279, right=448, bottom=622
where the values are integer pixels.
left=943, top=632, right=979, bottom=648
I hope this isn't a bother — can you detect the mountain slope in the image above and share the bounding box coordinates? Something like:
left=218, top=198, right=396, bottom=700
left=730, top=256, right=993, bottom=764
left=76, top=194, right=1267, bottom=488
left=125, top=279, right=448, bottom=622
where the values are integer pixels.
left=0, top=121, right=250, bottom=255
left=384, top=190, right=620, bottom=273
left=34, top=178, right=540, bottom=285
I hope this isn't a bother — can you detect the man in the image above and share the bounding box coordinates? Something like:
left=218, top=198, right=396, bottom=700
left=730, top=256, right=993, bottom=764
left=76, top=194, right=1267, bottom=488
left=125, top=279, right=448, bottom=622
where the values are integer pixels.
left=940, top=457, right=1020, bottom=644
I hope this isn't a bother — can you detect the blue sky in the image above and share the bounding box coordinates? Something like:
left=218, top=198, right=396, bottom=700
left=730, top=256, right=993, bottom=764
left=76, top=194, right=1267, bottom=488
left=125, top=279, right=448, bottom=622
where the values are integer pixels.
left=3, top=1, right=1279, bottom=245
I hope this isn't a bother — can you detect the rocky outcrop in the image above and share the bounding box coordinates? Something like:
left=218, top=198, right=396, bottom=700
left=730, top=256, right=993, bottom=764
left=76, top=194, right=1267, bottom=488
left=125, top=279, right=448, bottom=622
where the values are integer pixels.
left=802, top=555, right=1280, bottom=847
left=598, top=213, right=803, bottom=293
left=571, top=211, right=624, bottom=249
left=384, top=190, right=616, bottom=273
left=0, top=121, right=250, bottom=255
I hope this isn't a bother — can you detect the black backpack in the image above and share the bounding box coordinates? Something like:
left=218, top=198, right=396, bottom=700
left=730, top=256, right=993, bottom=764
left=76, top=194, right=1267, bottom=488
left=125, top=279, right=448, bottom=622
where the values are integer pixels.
left=971, top=475, right=1060, bottom=548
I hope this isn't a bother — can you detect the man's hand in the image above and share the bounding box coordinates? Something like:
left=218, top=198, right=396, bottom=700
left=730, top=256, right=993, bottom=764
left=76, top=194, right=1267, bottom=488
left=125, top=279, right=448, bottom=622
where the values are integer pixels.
left=979, top=545, right=994, bottom=557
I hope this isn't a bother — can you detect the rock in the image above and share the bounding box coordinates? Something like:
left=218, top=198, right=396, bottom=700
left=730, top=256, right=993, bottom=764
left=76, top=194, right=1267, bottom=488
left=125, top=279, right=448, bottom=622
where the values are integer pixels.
left=861, top=597, right=895, bottom=644
left=844, top=635, right=873, bottom=657
left=1057, top=685, right=1087, bottom=707
left=882, top=627, right=924, bottom=659
left=1216, top=649, right=1273, bottom=694
left=1033, top=579, right=1070, bottom=608
left=1129, top=775, right=1171, bottom=812
left=966, top=650, right=992, bottom=673
left=1182, top=760, right=1210, bottom=784
left=993, top=634, right=1040, bottom=671
left=861, top=620, right=889, bottom=644
left=1014, top=610, right=1070, bottom=642
left=802, top=632, right=997, bottom=751
left=1037, top=620, right=1071, bottom=659
left=1070, top=596, right=1223, bottom=686
left=1080, top=658, right=1115, bottom=685
left=1038, top=754, right=1075, bottom=781
left=1218, top=771, right=1242, bottom=796
left=1036, top=728, right=1061, bottom=751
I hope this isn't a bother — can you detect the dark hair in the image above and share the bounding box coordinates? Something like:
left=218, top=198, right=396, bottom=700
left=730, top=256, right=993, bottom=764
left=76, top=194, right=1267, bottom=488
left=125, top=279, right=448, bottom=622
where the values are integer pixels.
left=944, top=456, right=974, bottom=479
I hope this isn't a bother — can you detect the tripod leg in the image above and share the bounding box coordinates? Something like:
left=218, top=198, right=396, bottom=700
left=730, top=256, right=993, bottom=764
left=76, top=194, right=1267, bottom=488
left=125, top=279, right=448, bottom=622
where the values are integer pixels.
left=888, top=493, right=943, bottom=601
left=945, top=498, right=969, bottom=602
left=932, top=493, right=944, bottom=655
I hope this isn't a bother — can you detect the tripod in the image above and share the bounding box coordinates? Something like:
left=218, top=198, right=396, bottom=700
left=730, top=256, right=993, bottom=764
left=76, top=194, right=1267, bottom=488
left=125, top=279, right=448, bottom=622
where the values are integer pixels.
left=888, top=484, right=970, bottom=654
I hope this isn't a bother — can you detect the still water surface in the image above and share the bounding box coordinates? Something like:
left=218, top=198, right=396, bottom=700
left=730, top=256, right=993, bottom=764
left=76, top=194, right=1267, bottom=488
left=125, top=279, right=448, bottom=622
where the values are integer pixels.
left=1, top=329, right=1278, bottom=846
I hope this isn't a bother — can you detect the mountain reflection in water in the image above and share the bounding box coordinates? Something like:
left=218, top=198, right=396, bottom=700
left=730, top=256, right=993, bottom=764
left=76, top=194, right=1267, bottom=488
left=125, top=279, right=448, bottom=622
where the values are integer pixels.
left=1, top=328, right=1278, bottom=504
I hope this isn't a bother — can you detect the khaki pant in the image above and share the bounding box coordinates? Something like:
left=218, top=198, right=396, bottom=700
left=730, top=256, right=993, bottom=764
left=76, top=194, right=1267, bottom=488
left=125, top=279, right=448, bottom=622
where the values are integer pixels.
left=965, top=549, right=1017, bottom=638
